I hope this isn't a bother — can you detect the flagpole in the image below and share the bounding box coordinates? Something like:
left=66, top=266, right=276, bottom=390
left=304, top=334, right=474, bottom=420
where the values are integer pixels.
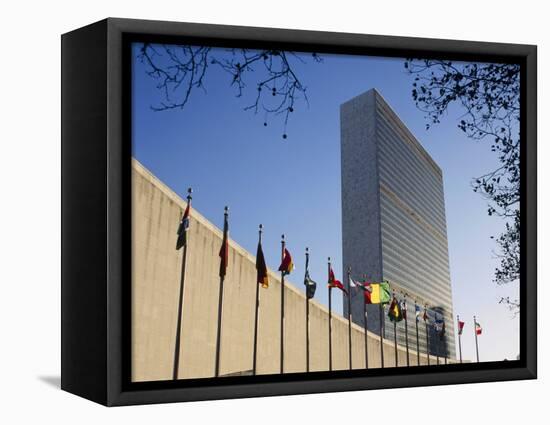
left=328, top=257, right=333, bottom=372
left=252, top=224, right=262, bottom=376
left=347, top=267, right=352, bottom=370
left=363, top=274, right=368, bottom=369
left=379, top=303, right=384, bottom=368
left=444, top=319, right=448, bottom=365
left=305, top=247, right=310, bottom=373
left=457, top=314, right=463, bottom=363
left=425, top=305, right=430, bottom=366
left=173, top=187, right=192, bottom=380
left=280, top=234, right=286, bottom=374
left=415, top=300, right=420, bottom=366
left=474, top=315, right=480, bottom=363
left=403, top=293, right=410, bottom=367
left=214, top=206, right=229, bottom=377
left=435, top=312, right=440, bottom=365
left=392, top=292, right=398, bottom=367
left=444, top=337, right=448, bottom=364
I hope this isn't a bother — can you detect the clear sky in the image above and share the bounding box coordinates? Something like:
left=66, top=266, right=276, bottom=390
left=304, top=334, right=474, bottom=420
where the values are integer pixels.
left=132, top=43, right=520, bottom=362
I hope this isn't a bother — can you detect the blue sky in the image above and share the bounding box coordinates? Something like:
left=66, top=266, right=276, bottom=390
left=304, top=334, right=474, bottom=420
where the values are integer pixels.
left=132, top=43, right=519, bottom=362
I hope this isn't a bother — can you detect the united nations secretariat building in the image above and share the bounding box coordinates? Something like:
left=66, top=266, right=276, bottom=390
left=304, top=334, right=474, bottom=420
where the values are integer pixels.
left=341, top=88, right=456, bottom=360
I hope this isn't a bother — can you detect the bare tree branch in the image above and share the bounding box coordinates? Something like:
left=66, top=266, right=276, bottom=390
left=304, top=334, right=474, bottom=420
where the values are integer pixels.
left=138, top=44, right=322, bottom=137
left=404, top=59, right=520, bottom=309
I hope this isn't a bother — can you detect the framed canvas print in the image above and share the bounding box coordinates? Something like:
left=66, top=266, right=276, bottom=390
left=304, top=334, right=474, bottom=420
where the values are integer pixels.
left=61, top=18, right=537, bottom=406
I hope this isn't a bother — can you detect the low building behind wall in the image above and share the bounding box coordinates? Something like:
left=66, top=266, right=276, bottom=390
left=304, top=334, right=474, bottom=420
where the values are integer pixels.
left=132, top=159, right=451, bottom=382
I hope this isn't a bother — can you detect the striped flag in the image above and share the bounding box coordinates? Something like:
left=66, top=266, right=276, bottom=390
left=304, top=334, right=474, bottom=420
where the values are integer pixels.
left=365, top=281, right=391, bottom=304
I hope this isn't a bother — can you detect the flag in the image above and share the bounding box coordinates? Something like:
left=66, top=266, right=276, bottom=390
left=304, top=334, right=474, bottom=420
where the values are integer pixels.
left=256, top=240, right=269, bottom=288
left=328, top=266, right=347, bottom=294
left=349, top=277, right=361, bottom=289
left=363, top=288, right=372, bottom=305
left=401, top=300, right=407, bottom=320
left=388, top=297, right=403, bottom=322
left=350, top=277, right=370, bottom=293
left=351, top=278, right=370, bottom=292
left=457, top=320, right=465, bottom=335
left=439, top=321, right=446, bottom=340
left=176, top=203, right=190, bottom=250
left=434, top=318, right=444, bottom=334
left=475, top=321, right=482, bottom=335
left=422, top=308, right=429, bottom=322
left=278, top=248, right=294, bottom=275
left=365, top=281, right=391, bottom=304
left=415, top=305, right=421, bottom=321
left=304, top=271, right=317, bottom=299
left=219, top=212, right=229, bottom=278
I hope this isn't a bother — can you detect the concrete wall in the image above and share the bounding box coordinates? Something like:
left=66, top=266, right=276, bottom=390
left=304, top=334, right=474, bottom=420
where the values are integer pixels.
left=132, top=159, right=449, bottom=382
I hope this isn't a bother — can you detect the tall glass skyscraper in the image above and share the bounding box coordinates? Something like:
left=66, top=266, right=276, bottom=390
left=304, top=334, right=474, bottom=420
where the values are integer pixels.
left=340, top=88, right=455, bottom=360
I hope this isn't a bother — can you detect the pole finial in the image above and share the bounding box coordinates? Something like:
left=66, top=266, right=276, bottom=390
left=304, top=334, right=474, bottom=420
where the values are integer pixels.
left=281, top=233, right=285, bottom=241
left=328, top=256, right=331, bottom=263
left=306, top=246, right=309, bottom=254
left=259, top=223, right=263, bottom=231
left=224, top=205, right=229, bottom=214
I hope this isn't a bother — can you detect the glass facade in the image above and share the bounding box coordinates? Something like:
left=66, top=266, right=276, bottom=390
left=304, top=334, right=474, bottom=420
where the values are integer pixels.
left=341, top=88, right=455, bottom=361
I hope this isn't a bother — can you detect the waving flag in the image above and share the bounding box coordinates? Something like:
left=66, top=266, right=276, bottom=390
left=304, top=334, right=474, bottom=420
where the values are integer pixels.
left=328, top=266, right=347, bottom=294
left=278, top=248, right=294, bottom=276
left=176, top=203, right=191, bottom=250
left=349, top=277, right=361, bottom=289
left=388, top=297, right=404, bottom=322
left=457, top=320, right=465, bottom=335
left=475, top=321, right=482, bottom=335
left=365, top=281, right=391, bottom=304
left=401, top=300, right=407, bottom=320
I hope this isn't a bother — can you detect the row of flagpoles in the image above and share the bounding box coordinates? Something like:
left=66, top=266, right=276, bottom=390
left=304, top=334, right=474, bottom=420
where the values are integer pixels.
left=172, top=190, right=483, bottom=379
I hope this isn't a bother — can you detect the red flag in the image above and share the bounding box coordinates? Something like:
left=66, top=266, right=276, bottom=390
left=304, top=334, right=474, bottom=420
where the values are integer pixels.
left=278, top=248, right=294, bottom=275
left=219, top=211, right=229, bottom=278
left=458, top=320, right=465, bottom=335
left=328, top=266, right=347, bottom=294
left=475, top=321, right=482, bottom=335
left=361, top=282, right=373, bottom=304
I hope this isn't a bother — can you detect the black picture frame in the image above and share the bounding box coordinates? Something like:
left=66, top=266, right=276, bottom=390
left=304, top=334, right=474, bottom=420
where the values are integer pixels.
left=61, top=17, right=537, bottom=406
